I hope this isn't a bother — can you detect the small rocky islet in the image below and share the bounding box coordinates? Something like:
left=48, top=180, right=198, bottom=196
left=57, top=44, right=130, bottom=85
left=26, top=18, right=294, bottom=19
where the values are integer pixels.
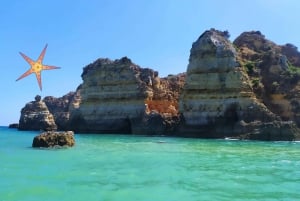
left=16, top=29, right=300, bottom=141
left=32, top=131, right=75, bottom=148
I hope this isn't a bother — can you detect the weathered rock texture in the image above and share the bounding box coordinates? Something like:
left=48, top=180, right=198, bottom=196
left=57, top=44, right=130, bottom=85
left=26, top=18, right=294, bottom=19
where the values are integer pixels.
left=18, top=95, right=57, bottom=131
left=235, top=120, right=300, bottom=141
left=68, top=57, right=184, bottom=134
left=145, top=73, right=185, bottom=116
left=234, top=31, right=300, bottom=128
left=32, top=131, right=75, bottom=148
left=179, top=29, right=300, bottom=140
left=43, top=92, right=75, bottom=130
left=17, top=29, right=300, bottom=141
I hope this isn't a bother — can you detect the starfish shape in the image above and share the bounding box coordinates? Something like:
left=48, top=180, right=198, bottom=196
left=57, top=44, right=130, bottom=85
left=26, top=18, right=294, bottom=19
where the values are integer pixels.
left=16, top=44, right=60, bottom=91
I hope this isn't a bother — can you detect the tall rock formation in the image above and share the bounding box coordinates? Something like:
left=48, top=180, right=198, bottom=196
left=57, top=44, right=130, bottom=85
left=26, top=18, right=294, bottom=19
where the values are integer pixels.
left=69, top=57, right=148, bottom=133
left=234, top=31, right=300, bottom=127
left=18, top=95, right=57, bottom=131
left=179, top=29, right=299, bottom=140
left=16, top=29, right=299, bottom=140
left=43, top=92, right=75, bottom=130
left=68, top=57, right=183, bottom=134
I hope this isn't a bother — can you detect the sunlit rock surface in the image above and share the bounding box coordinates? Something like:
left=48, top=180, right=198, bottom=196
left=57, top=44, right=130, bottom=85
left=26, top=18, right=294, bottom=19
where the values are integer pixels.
left=32, top=131, right=75, bottom=148
left=18, top=95, right=57, bottom=131
left=179, top=29, right=300, bottom=140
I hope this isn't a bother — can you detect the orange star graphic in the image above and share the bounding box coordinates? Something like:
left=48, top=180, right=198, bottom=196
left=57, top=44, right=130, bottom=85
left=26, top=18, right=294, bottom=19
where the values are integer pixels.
left=16, top=44, right=60, bottom=91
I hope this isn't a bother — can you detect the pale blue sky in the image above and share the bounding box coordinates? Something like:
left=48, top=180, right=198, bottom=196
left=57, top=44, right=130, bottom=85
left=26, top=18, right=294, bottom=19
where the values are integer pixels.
left=1, top=0, right=300, bottom=126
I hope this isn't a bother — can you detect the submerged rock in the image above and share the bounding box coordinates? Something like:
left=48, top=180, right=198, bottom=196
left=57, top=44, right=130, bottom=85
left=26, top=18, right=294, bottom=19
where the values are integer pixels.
left=32, top=131, right=75, bottom=148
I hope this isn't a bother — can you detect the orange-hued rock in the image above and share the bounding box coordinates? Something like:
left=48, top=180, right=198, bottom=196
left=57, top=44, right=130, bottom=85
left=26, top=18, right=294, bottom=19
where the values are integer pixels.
left=145, top=100, right=178, bottom=116
left=17, top=29, right=300, bottom=140
left=68, top=57, right=184, bottom=134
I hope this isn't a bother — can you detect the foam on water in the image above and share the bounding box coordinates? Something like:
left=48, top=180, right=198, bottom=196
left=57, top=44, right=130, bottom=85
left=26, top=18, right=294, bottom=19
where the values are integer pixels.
left=1, top=126, right=300, bottom=201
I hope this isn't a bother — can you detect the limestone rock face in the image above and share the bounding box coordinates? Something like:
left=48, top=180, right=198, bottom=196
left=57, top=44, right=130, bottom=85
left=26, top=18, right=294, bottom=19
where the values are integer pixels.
left=132, top=111, right=181, bottom=135
left=18, top=95, right=57, bottom=131
left=69, top=57, right=183, bottom=134
left=69, top=57, right=150, bottom=133
left=43, top=92, right=75, bottom=130
left=179, top=29, right=283, bottom=137
left=234, top=31, right=300, bottom=127
left=32, top=131, right=75, bottom=148
left=145, top=73, right=185, bottom=116
left=16, top=29, right=299, bottom=140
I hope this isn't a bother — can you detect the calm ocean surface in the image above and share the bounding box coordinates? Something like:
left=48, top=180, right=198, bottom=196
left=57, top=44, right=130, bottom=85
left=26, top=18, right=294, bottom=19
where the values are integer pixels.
left=1, top=126, right=300, bottom=201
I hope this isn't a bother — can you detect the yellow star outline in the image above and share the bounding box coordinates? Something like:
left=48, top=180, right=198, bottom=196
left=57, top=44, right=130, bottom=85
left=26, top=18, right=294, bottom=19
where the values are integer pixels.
left=16, top=44, right=60, bottom=91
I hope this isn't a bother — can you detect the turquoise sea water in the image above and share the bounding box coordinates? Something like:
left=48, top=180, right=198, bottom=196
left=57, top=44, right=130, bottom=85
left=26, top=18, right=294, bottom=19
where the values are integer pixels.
left=1, top=126, right=300, bottom=201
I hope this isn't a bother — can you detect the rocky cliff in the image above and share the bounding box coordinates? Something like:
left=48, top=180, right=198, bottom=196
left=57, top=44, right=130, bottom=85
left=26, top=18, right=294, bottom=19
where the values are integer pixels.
left=18, top=95, right=57, bottom=131
left=17, top=29, right=300, bottom=140
left=43, top=92, right=75, bottom=130
left=234, top=31, right=300, bottom=127
left=179, top=29, right=299, bottom=140
left=68, top=57, right=183, bottom=134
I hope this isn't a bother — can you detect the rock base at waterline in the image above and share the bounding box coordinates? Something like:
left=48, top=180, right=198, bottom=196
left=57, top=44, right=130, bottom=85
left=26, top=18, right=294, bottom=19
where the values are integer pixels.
left=32, top=131, right=75, bottom=148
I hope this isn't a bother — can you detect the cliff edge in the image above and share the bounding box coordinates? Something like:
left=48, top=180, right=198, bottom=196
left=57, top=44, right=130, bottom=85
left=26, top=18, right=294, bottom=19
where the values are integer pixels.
left=68, top=57, right=184, bottom=134
left=17, top=29, right=300, bottom=140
